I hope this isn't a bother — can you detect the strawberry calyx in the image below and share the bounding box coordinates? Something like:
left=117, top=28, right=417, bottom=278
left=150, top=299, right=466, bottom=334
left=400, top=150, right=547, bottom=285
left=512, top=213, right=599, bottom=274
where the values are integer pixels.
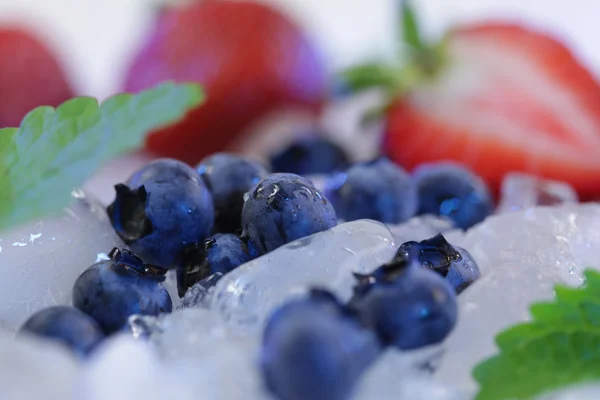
left=340, top=1, right=448, bottom=109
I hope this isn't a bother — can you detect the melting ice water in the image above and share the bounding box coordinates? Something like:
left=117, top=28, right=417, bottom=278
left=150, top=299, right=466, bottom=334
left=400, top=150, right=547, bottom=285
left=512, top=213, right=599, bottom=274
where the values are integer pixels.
left=0, top=190, right=124, bottom=332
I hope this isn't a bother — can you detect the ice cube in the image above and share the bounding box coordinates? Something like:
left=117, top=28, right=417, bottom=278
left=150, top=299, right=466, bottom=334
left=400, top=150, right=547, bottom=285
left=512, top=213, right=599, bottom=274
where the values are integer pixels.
left=435, top=261, right=569, bottom=392
left=536, top=383, right=600, bottom=400
left=162, top=269, right=181, bottom=309
left=178, top=273, right=223, bottom=309
left=146, top=308, right=269, bottom=399
left=497, top=172, right=578, bottom=214
left=434, top=204, right=600, bottom=391
left=0, top=333, right=78, bottom=399
left=0, top=190, right=124, bottom=331
left=211, top=220, right=397, bottom=333
left=354, top=350, right=468, bottom=400
left=444, top=204, right=598, bottom=278
left=388, top=215, right=455, bottom=245
left=79, top=334, right=197, bottom=400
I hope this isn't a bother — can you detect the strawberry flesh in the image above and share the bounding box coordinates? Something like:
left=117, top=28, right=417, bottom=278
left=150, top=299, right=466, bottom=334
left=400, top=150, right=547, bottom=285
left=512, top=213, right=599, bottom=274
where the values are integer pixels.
left=384, top=24, right=600, bottom=199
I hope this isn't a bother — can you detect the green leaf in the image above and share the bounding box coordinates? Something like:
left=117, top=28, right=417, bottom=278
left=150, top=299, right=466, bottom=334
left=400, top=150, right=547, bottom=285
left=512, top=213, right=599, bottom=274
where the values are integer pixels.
left=473, top=270, right=600, bottom=400
left=340, top=63, right=404, bottom=93
left=401, top=0, right=424, bottom=51
left=0, top=81, right=203, bottom=231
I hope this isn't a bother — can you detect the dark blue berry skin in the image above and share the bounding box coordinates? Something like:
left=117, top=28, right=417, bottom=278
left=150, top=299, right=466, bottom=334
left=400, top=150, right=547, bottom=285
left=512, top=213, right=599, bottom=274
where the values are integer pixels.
left=413, top=162, right=493, bottom=230
left=270, top=136, right=349, bottom=176
left=107, top=158, right=214, bottom=268
left=204, top=234, right=252, bottom=275
left=176, top=234, right=255, bottom=297
left=261, top=290, right=381, bottom=400
left=325, top=158, right=416, bottom=224
left=72, top=252, right=173, bottom=335
left=350, top=266, right=457, bottom=350
left=398, top=234, right=481, bottom=294
left=197, top=153, right=269, bottom=233
left=19, top=306, right=105, bottom=357
left=241, top=173, right=337, bottom=254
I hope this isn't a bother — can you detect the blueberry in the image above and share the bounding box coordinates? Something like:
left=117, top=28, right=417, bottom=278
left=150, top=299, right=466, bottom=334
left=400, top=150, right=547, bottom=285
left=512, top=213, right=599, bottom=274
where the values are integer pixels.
left=176, top=233, right=253, bottom=297
left=325, top=158, right=416, bottom=224
left=261, top=290, right=380, bottom=400
left=107, top=158, right=214, bottom=268
left=19, top=306, right=105, bottom=356
left=242, top=173, right=337, bottom=254
left=72, top=248, right=173, bottom=334
left=270, top=136, right=349, bottom=175
left=413, top=162, right=493, bottom=230
left=398, top=234, right=480, bottom=293
left=350, top=266, right=457, bottom=350
left=197, top=153, right=269, bottom=233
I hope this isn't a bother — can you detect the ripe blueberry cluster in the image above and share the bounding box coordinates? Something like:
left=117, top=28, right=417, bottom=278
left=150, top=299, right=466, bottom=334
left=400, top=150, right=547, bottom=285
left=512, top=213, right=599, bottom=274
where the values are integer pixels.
left=19, top=138, right=489, bottom=400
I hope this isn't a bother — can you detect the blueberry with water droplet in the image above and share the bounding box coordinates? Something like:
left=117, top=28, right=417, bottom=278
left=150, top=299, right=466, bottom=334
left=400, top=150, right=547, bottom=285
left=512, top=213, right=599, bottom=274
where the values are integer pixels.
left=349, top=266, right=457, bottom=350
left=197, top=153, right=269, bottom=233
left=413, top=162, right=493, bottom=230
left=398, top=234, right=480, bottom=293
left=72, top=248, right=172, bottom=334
left=242, top=173, right=337, bottom=254
left=107, top=158, right=214, bottom=268
left=270, top=136, right=349, bottom=176
left=19, top=306, right=105, bottom=356
left=261, top=289, right=380, bottom=400
left=325, top=158, right=416, bottom=224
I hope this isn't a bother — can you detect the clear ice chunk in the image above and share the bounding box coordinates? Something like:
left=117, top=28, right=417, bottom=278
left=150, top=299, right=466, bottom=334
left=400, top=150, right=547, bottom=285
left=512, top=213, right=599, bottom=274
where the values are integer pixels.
left=536, top=384, right=600, bottom=400
left=0, top=190, right=124, bottom=331
left=80, top=334, right=197, bottom=400
left=143, top=308, right=269, bottom=399
left=497, top=172, right=578, bottom=214
left=354, top=350, right=468, bottom=400
left=178, top=273, right=223, bottom=309
left=211, top=219, right=397, bottom=333
left=0, top=333, right=78, bottom=399
left=388, top=215, right=455, bottom=245
left=162, top=269, right=181, bottom=309
left=435, top=261, right=569, bottom=392
left=435, top=204, right=600, bottom=392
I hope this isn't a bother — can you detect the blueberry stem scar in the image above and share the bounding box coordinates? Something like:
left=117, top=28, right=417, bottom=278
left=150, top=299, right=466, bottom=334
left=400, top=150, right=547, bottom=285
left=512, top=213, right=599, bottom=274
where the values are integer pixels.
left=106, top=184, right=154, bottom=244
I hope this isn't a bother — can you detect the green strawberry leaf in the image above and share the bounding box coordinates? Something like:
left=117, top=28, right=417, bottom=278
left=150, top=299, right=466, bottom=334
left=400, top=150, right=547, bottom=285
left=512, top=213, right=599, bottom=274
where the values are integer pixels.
left=473, top=269, right=600, bottom=400
left=401, top=0, right=425, bottom=51
left=0, top=81, right=203, bottom=231
left=339, top=63, right=404, bottom=93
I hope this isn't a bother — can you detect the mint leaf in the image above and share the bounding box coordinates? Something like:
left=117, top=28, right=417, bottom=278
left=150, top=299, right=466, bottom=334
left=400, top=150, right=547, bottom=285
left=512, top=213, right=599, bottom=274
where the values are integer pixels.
left=401, top=1, right=424, bottom=51
left=0, top=81, right=203, bottom=231
left=473, top=269, right=600, bottom=400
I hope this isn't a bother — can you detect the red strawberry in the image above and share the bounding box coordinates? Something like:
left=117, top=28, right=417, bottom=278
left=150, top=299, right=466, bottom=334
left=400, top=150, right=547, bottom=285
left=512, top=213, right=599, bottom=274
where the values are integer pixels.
left=344, top=4, right=600, bottom=199
left=0, top=27, right=74, bottom=128
left=124, top=0, right=326, bottom=165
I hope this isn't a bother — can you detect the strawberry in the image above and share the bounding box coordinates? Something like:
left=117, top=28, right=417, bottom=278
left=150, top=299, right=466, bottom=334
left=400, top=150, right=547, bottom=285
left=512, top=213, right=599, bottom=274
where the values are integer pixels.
left=124, top=0, right=326, bottom=165
left=0, top=27, right=74, bottom=128
left=343, top=3, right=600, bottom=199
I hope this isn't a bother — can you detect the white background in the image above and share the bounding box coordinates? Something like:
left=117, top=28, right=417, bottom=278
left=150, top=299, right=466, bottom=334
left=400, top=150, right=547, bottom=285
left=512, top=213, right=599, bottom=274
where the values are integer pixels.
left=1, top=0, right=600, bottom=99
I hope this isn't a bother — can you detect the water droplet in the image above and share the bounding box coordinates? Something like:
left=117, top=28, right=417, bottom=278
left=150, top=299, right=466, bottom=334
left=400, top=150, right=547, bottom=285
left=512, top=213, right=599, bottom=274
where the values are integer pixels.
left=267, top=184, right=280, bottom=204
left=29, top=233, right=42, bottom=243
left=12, top=242, right=27, bottom=247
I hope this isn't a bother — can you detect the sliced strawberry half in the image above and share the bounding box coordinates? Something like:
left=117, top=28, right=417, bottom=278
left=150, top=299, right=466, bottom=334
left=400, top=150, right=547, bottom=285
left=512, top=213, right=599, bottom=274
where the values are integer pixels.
left=344, top=4, right=600, bottom=199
